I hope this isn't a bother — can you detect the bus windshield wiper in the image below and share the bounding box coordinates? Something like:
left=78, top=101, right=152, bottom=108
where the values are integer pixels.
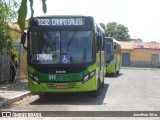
left=67, top=31, right=77, bottom=46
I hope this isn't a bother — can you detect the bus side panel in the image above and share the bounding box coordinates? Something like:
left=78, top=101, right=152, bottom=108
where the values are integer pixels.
left=116, top=53, right=121, bottom=72
left=101, top=51, right=106, bottom=79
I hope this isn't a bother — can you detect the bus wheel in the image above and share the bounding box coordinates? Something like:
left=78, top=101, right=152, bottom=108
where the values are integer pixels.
left=89, top=79, right=101, bottom=98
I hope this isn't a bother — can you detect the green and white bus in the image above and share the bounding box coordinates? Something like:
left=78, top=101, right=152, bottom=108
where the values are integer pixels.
left=21, top=16, right=106, bottom=97
left=104, top=37, right=121, bottom=76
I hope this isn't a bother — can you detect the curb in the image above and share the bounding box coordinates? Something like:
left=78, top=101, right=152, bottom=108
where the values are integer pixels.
left=122, top=67, right=160, bottom=71
left=0, top=91, right=32, bottom=108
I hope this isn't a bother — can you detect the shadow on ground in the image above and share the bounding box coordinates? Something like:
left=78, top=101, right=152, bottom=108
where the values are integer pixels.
left=30, top=84, right=109, bottom=105
left=105, top=73, right=123, bottom=78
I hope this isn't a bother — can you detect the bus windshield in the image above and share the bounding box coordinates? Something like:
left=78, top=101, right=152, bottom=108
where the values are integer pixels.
left=29, top=31, right=93, bottom=64
left=106, top=43, right=113, bottom=63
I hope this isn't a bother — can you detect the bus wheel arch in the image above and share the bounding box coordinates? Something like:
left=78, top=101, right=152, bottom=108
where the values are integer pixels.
left=89, top=78, right=101, bottom=98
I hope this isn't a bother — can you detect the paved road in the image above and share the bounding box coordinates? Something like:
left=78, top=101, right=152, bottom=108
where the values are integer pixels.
left=1, top=69, right=160, bottom=119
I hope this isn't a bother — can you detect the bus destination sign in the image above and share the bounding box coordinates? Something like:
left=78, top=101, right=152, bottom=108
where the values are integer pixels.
left=38, top=18, right=85, bottom=26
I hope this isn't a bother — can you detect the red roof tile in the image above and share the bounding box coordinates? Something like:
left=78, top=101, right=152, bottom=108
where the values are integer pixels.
left=120, top=41, right=160, bottom=49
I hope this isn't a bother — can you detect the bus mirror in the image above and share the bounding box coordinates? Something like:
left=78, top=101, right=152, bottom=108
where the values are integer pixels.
left=21, top=32, right=26, bottom=44
left=97, top=36, right=102, bottom=47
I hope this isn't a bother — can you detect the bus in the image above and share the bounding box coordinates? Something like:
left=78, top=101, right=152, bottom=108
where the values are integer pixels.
left=104, top=37, right=121, bottom=76
left=21, top=15, right=106, bottom=97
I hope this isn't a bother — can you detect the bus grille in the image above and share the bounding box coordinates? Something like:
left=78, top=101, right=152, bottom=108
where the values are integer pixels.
left=46, top=83, right=77, bottom=89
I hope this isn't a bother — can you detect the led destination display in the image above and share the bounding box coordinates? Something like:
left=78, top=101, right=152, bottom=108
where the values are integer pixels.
left=37, top=18, right=85, bottom=26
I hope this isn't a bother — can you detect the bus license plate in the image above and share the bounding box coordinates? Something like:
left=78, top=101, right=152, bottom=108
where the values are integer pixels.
left=55, top=84, right=68, bottom=89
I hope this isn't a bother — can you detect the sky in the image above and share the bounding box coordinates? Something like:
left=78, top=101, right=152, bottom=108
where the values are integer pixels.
left=26, top=0, right=160, bottom=42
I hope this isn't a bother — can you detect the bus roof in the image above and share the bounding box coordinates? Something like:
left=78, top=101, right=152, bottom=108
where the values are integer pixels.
left=105, top=37, right=120, bottom=44
left=35, top=15, right=92, bottom=18
left=30, top=15, right=104, bottom=33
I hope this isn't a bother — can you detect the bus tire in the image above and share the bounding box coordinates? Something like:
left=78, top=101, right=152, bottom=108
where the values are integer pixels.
left=89, top=79, right=101, bottom=98
left=117, top=64, right=120, bottom=75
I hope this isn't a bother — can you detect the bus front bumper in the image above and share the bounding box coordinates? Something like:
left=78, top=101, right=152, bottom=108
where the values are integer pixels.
left=28, top=76, right=97, bottom=93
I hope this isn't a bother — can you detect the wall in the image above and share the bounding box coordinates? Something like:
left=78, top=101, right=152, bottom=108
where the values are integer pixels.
left=0, top=49, right=11, bottom=82
left=19, top=44, right=27, bottom=79
left=121, top=48, right=160, bottom=68
left=0, top=44, right=27, bottom=83
left=151, top=49, right=160, bottom=62
left=131, top=49, right=151, bottom=62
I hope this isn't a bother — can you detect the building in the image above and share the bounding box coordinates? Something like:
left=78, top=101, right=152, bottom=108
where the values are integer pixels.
left=120, top=41, right=160, bottom=68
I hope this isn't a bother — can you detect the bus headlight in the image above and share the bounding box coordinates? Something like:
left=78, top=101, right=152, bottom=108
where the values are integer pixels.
left=83, top=75, right=89, bottom=83
left=90, top=71, right=95, bottom=77
left=107, top=61, right=113, bottom=66
left=34, top=76, right=39, bottom=82
left=29, top=73, right=33, bottom=78
left=28, top=73, right=39, bottom=83
left=82, top=70, right=95, bottom=84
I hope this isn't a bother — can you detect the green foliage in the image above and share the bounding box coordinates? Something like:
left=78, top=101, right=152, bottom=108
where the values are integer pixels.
left=29, top=0, right=34, bottom=18
left=0, top=0, right=18, bottom=55
left=42, top=0, right=47, bottom=14
left=104, top=22, right=130, bottom=41
left=18, top=0, right=27, bottom=32
left=18, top=0, right=47, bottom=32
left=99, top=23, right=105, bottom=30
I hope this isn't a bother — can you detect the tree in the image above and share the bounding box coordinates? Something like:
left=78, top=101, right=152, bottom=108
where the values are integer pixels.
left=104, top=22, right=130, bottom=41
left=18, top=0, right=47, bottom=32
left=0, top=0, right=19, bottom=55
left=99, top=23, right=105, bottom=30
